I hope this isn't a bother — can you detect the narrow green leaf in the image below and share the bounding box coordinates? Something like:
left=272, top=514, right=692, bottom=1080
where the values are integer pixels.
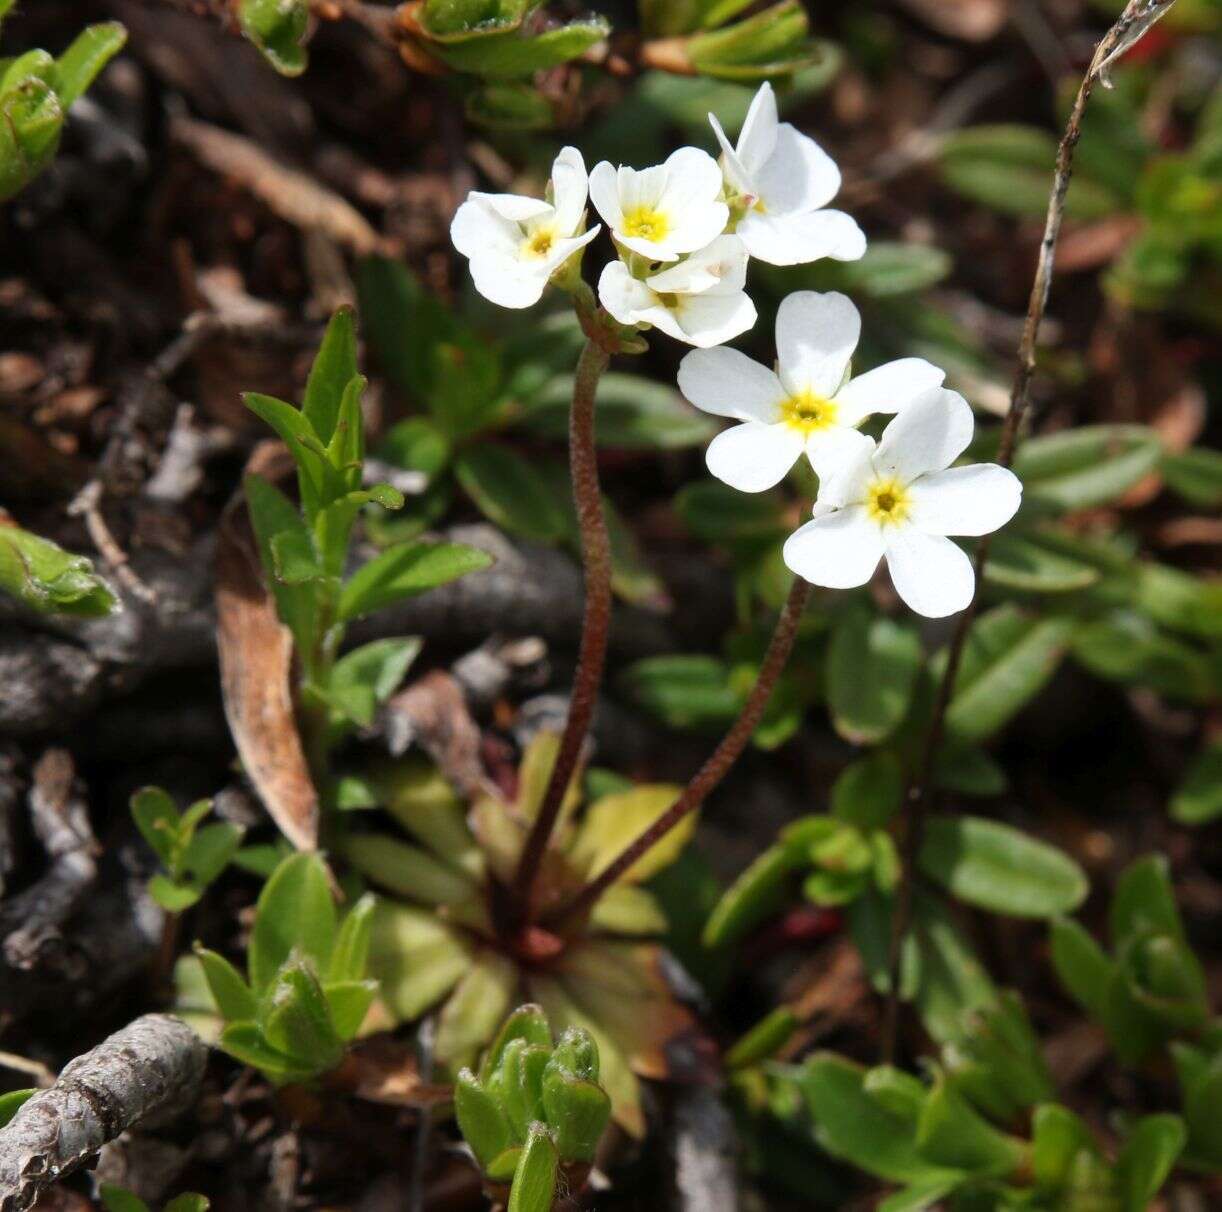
left=329, top=893, right=375, bottom=983
left=1116, top=1114, right=1186, bottom=1212
left=433, top=19, right=609, bottom=77
left=831, top=751, right=904, bottom=830
left=130, top=785, right=181, bottom=870
left=163, top=1197, right=210, bottom=1212
left=338, top=541, right=492, bottom=621
left=217, top=1021, right=308, bottom=1081
left=0, top=1088, right=35, bottom=1129
left=914, top=1075, right=1028, bottom=1177
left=98, top=1187, right=150, bottom=1212
left=194, top=945, right=259, bottom=1022
left=919, top=815, right=1087, bottom=919
left=1170, top=740, right=1222, bottom=826
left=455, top=446, right=569, bottom=544
left=344, top=833, right=475, bottom=906
left=249, top=852, right=337, bottom=992
left=703, top=841, right=805, bottom=949
left=541, top=1067, right=611, bottom=1163
left=148, top=875, right=201, bottom=911
left=323, top=979, right=378, bottom=1040
left=0, top=523, right=116, bottom=617
left=327, top=637, right=421, bottom=728
left=508, top=1123, right=560, bottom=1212
left=259, top=957, right=344, bottom=1072
left=1111, top=854, right=1183, bottom=943
left=455, top=1068, right=513, bottom=1170
left=52, top=22, right=127, bottom=108
left=1013, top=424, right=1163, bottom=510
left=1048, top=917, right=1114, bottom=1024
left=183, top=821, right=244, bottom=888
left=303, top=307, right=358, bottom=445
left=827, top=608, right=921, bottom=746
left=481, top=1004, right=553, bottom=1084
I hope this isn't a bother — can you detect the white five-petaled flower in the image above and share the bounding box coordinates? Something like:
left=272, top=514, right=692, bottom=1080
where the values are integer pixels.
left=589, top=147, right=729, bottom=263
left=782, top=390, right=1022, bottom=618
left=450, top=146, right=600, bottom=310
left=598, top=235, right=756, bottom=349
left=710, top=82, right=865, bottom=267
left=677, top=291, right=944, bottom=492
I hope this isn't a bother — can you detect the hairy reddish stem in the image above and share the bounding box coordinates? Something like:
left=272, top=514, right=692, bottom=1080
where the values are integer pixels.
left=512, top=338, right=612, bottom=922
left=556, top=577, right=811, bottom=925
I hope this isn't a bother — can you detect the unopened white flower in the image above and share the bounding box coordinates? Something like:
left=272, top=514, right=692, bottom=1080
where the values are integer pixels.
left=678, top=291, right=944, bottom=492
left=598, top=235, right=756, bottom=349
left=710, top=82, right=865, bottom=267
left=782, top=390, right=1022, bottom=618
left=450, top=146, right=600, bottom=309
left=589, top=147, right=729, bottom=263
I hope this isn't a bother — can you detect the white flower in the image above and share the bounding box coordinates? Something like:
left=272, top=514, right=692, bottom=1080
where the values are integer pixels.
left=677, top=291, right=944, bottom=492
left=450, top=146, right=600, bottom=309
left=598, top=235, right=756, bottom=348
left=782, top=390, right=1022, bottom=618
left=589, top=147, right=729, bottom=263
left=710, top=82, right=865, bottom=267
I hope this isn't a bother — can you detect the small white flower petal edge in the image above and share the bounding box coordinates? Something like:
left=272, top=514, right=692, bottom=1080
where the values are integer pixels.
left=677, top=291, right=945, bottom=493
left=782, top=390, right=1023, bottom=618
left=589, top=147, right=729, bottom=263
left=598, top=235, right=756, bottom=349
left=451, top=146, right=600, bottom=309
left=710, top=82, right=866, bottom=267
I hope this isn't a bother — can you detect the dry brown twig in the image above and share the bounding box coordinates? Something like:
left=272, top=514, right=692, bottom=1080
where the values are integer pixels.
left=881, top=0, right=1181, bottom=1061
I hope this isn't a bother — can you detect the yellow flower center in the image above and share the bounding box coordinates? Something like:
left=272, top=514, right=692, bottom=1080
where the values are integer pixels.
left=865, top=477, right=912, bottom=526
left=781, top=391, right=839, bottom=434
left=522, top=225, right=557, bottom=259
left=622, top=205, right=670, bottom=243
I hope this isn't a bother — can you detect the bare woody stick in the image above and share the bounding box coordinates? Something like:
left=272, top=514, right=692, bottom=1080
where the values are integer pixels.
left=0, top=1015, right=207, bottom=1212
left=881, top=0, right=1180, bottom=1062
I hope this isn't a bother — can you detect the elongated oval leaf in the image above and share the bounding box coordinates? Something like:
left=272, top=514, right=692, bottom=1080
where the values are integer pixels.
left=249, top=852, right=336, bottom=991
left=827, top=609, right=921, bottom=745
left=919, top=815, right=1087, bottom=918
left=1013, top=424, right=1163, bottom=511
left=338, top=541, right=493, bottom=621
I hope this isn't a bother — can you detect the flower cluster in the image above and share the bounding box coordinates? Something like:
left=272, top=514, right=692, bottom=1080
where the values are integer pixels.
left=449, top=83, right=1021, bottom=618
left=451, top=82, right=864, bottom=347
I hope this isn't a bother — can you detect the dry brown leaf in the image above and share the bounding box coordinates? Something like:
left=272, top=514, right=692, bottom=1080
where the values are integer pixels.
left=895, top=0, right=1007, bottom=40
left=215, top=459, right=319, bottom=852
left=325, top=1038, right=452, bottom=1109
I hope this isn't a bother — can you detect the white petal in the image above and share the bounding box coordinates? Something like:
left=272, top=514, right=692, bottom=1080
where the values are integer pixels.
left=677, top=347, right=786, bottom=423
left=709, top=112, right=753, bottom=196
left=736, top=82, right=779, bottom=177
left=469, top=255, right=547, bottom=309
left=538, top=226, right=601, bottom=275
left=811, top=440, right=876, bottom=515
left=755, top=124, right=841, bottom=214
left=706, top=422, right=804, bottom=492
left=551, top=146, right=589, bottom=236
left=875, top=388, right=974, bottom=483
left=783, top=505, right=885, bottom=588
left=833, top=358, right=947, bottom=426
left=776, top=290, right=861, bottom=398
left=884, top=528, right=975, bottom=618
left=588, top=161, right=623, bottom=229
left=804, top=425, right=876, bottom=479
left=673, top=289, right=757, bottom=348
left=907, top=464, right=1022, bottom=537
left=451, top=197, right=521, bottom=260
left=737, top=209, right=866, bottom=266
left=647, top=235, right=747, bottom=295
left=597, top=260, right=655, bottom=326
left=479, top=192, right=553, bottom=223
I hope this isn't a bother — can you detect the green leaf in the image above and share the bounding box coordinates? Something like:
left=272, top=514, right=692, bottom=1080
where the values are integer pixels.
left=130, top=785, right=181, bottom=870
left=238, top=0, right=309, bottom=75
left=249, top=852, right=337, bottom=993
left=338, top=541, right=492, bottom=622
left=0, top=75, right=62, bottom=202
left=243, top=394, right=338, bottom=521
left=939, top=125, right=1121, bottom=220
left=1013, top=424, right=1163, bottom=511
left=834, top=242, right=952, bottom=298
left=621, top=654, right=739, bottom=732
left=703, top=841, right=803, bottom=949
left=327, top=637, right=421, bottom=728
left=674, top=480, right=788, bottom=545
left=571, top=784, right=692, bottom=884
left=1111, top=854, right=1183, bottom=943
left=98, top=1187, right=150, bottom=1212
left=455, top=1067, right=513, bottom=1169
left=344, top=833, right=475, bottom=906
left=1171, top=741, right=1222, bottom=826
left=435, top=951, right=518, bottom=1071
left=466, top=81, right=555, bottom=130
left=687, top=1, right=817, bottom=80
left=368, top=897, right=472, bottom=1021
left=831, top=752, right=904, bottom=829
left=507, top=1123, right=560, bottom=1212
left=523, top=372, right=717, bottom=450
left=984, top=531, right=1101, bottom=593
left=52, top=22, right=127, bottom=108
left=329, top=893, right=375, bottom=984
left=542, top=1067, right=611, bottom=1163
left=218, top=1021, right=309, bottom=1082
left=303, top=307, right=358, bottom=446
left=794, top=1054, right=962, bottom=1186
left=1048, top=917, right=1114, bottom=1024
left=1116, top=1114, right=1185, bottom=1212
left=183, top=821, right=244, bottom=888
left=455, top=446, right=569, bottom=544
left=1162, top=445, right=1222, bottom=508
left=1031, top=1103, right=1098, bottom=1190
left=911, top=895, right=998, bottom=1046
left=481, top=1004, right=553, bottom=1082
left=148, top=875, right=201, bottom=911
left=0, top=1088, right=35, bottom=1129
left=0, top=523, right=117, bottom=617
left=914, top=1075, right=1027, bottom=1177
left=377, top=417, right=452, bottom=484
left=432, top=19, right=610, bottom=77
left=940, top=606, right=1074, bottom=743
left=420, top=0, right=537, bottom=40
left=919, top=815, right=1087, bottom=919
left=827, top=609, right=921, bottom=745
left=323, top=978, right=377, bottom=1041
left=195, top=945, right=258, bottom=1022
left=259, top=956, right=344, bottom=1072
left=163, top=1197, right=210, bottom=1212
left=725, top=1006, right=798, bottom=1069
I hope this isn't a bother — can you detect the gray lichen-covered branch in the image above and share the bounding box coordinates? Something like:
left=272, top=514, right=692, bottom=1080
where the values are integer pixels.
left=0, top=1014, right=207, bottom=1212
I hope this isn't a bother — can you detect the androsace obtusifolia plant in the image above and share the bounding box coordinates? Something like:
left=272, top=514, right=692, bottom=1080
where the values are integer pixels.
left=455, top=1004, right=612, bottom=1212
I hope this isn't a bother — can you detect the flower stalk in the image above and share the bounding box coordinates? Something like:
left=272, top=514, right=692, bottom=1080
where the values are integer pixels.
left=512, top=337, right=613, bottom=922
left=555, top=576, right=811, bottom=926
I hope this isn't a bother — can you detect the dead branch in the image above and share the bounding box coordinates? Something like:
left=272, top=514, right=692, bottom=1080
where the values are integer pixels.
left=0, top=1015, right=206, bottom=1212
